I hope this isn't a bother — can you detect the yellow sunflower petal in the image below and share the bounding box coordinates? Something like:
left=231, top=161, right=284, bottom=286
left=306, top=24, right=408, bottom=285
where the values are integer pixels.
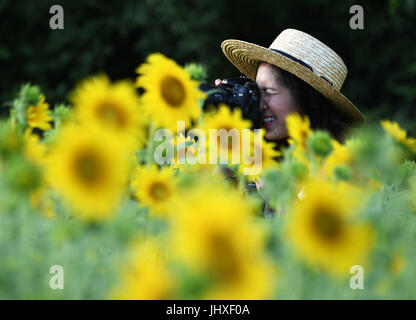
left=46, top=124, right=130, bottom=220
left=136, top=53, right=205, bottom=131
left=70, top=75, right=147, bottom=150
left=288, top=179, right=372, bottom=276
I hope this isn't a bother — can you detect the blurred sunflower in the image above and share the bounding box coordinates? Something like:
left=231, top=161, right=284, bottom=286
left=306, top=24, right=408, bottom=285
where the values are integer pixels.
left=380, top=120, right=416, bottom=153
left=70, top=75, right=146, bottom=149
left=136, top=53, right=205, bottom=131
left=202, top=104, right=252, bottom=165
left=204, top=254, right=276, bottom=300
left=286, top=112, right=312, bottom=165
left=46, top=125, right=129, bottom=220
left=287, top=112, right=312, bottom=148
left=131, top=165, right=178, bottom=217
left=26, top=94, right=53, bottom=131
left=170, top=180, right=276, bottom=299
left=111, top=239, right=175, bottom=299
left=322, top=139, right=352, bottom=179
left=287, top=179, right=372, bottom=276
left=239, top=129, right=281, bottom=180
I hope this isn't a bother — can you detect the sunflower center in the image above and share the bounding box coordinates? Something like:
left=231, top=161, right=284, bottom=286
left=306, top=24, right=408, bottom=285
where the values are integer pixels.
left=150, top=182, right=169, bottom=200
left=301, top=128, right=308, bottom=140
left=97, top=103, right=126, bottom=128
left=313, top=210, right=343, bottom=241
left=207, top=231, right=241, bottom=281
left=161, top=76, right=185, bottom=107
left=74, top=150, right=103, bottom=185
left=222, top=136, right=235, bottom=151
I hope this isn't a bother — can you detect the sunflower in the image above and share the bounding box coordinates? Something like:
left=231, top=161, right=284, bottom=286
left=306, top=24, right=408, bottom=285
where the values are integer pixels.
left=170, top=180, right=276, bottom=299
left=26, top=94, right=53, bottom=131
left=239, top=129, right=281, bottom=180
left=286, top=112, right=312, bottom=149
left=380, top=120, right=416, bottom=153
left=202, top=104, right=252, bottom=165
left=111, top=238, right=175, bottom=299
left=70, top=75, right=146, bottom=150
left=322, top=139, right=353, bottom=178
left=171, top=131, right=214, bottom=173
left=166, top=132, right=200, bottom=169
left=136, top=53, right=205, bottom=131
left=46, top=125, right=129, bottom=220
left=131, top=165, right=178, bottom=217
left=287, top=179, right=372, bottom=276
left=286, top=112, right=313, bottom=165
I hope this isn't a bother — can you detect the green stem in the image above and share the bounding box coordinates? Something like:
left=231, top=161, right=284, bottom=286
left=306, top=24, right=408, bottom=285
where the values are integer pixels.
left=238, top=172, right=247, bottom=195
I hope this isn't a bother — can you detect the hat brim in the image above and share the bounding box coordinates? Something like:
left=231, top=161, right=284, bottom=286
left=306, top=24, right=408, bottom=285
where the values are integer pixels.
left=221, top=39, right=365, bottom=125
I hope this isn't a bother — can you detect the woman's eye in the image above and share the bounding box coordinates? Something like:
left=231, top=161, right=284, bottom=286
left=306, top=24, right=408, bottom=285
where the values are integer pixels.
left=263, top=89, right=277, bottom=95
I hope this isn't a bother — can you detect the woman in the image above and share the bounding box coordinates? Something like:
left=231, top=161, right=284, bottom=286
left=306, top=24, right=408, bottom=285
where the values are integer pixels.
left=217, top=29, right=366, bottom=214
left=217, top=28, right=365, bottom=144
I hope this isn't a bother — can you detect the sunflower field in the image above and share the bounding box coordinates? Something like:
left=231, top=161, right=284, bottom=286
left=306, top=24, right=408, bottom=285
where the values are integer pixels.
left=1, top=53, right=416, bottom=300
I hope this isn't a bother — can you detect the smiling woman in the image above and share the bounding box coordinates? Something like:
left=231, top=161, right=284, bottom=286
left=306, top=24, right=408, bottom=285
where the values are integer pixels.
left=257, top=63, right=353, bottom=142
left=220, top=28, right=366, bottom=144
left=256, top=63, right=302, bottom=142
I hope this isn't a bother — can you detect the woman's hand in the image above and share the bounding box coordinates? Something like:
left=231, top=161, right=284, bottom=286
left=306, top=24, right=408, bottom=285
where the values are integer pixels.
left=255, top=177, right=264, bottom=192
left=215, top=79, right=223, bottom=86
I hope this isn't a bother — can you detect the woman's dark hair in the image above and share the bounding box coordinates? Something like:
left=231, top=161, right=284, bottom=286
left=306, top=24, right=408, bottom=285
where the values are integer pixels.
left=265, top=64, right=351, bottom=142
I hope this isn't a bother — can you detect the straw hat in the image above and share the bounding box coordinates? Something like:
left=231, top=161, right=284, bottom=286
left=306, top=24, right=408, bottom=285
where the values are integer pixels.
left=221, top=29, right=365, bottom=124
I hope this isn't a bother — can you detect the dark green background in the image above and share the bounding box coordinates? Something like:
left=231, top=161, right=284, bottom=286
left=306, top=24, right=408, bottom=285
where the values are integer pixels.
left=1, top=0, right=415, bottom=129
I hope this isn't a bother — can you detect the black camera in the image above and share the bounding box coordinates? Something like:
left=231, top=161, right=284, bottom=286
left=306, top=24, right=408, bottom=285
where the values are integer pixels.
left=199, top=76, right=261, bottom=128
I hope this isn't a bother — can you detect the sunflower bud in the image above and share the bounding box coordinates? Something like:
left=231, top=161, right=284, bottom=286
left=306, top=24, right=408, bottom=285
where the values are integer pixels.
left=185, top=63, right=207, bottom=82
left=334, top=165, right=352, bottom=181
left=289, top=160, right=308, bottom=181
left=52, top=104, right=73, bottom=129
left=23, top=85, right=42, bottom=106
left=12, top=84, right=42, bottom=129
left=307, top=131, right=333, bottom=158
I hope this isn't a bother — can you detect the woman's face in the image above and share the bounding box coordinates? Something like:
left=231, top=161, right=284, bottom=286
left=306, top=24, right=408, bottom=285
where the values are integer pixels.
left=256, top=63, right=302, bottom=141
